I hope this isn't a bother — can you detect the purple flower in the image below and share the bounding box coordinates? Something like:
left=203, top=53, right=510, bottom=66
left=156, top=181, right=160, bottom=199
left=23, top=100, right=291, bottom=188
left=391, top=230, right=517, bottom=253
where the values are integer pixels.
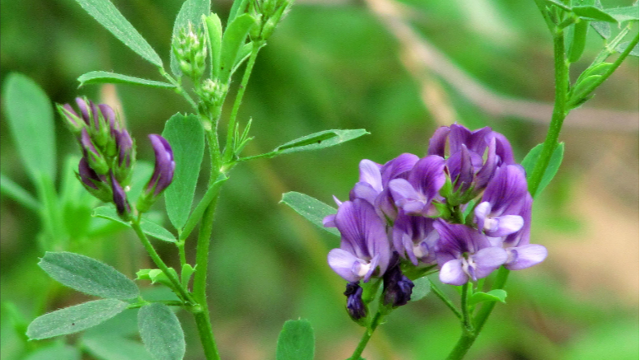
left=77, top=157, right=112, bottom=203
left=434, top=220, right=507, bottom=285
left=382, top=260, right=414, bottom=307
left=474, top=165, right=529, bottom=237
left=500, top=195, right=548, bottom=270
left=392, top=211, right=439, bottom=266
left=327, top=199, right=391, bottom=282
left=111, top=172, right=131, bottom=218
left=80, top=128, right=109, bottom=174
left=112, top=129, right=135, bottom=185
left=146, top=134, right=175, bottom=196
left=344, top=282, right=367, bottom=321
left=351, top=153, right=419, bottom=221
left=388, top=155, right=446, bottom=216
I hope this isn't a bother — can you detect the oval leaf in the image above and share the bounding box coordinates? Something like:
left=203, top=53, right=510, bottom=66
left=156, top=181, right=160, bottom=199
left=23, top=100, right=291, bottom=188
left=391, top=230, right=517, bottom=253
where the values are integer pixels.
left=39, top=251, right=139, bottom=299
left=83, top=333, right=154, bottom=360
left=92, top=205, right=178, bottom=243
left=568, top=20, right=588, bottom=63
left=138, top=303, right=185, bottom=360
left=280, top=192, right=340, bottom=237
left=170, top=0, right=211, bottom=76
left=603, top=5, right=639, bottom=23
left=220, top=14, right=256, bottom=84
left=410, top=276, right=431, bottom=302
left=276, top=319, right=315, bottom=360
left=27, top=299, right=128, bottom=340
left=74, top=0, right=162, bottom=66
left=78, top=71, right=175, bottom=89
left=2, top=73, right=56, bottom=183
left=572, top=6, right=617, bottom=22
left=469, top=289, right=507, bottom=306
left=180, top=174, right=227, bottom=240
left=162, top=114, right=205, bottom=230
left=521, top=142, right=565, bottom=198
left=204, top=14, right=223, bottom=79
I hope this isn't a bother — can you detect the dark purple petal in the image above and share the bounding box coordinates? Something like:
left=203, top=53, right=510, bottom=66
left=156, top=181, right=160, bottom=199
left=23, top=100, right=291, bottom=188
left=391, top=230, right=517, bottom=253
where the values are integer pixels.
left=115, top=129, right=133, bottom=167
left=75, top=97, right=91, bottom=125
left=504, top=194, right=532, bottom=247
left=99, top=104, right=117, bottom=130
left=147, top=134, right=175, bottom=196
left=481, top=165, right=529, bottom=216
left=427, top=126, right=450, bottom=156
left=78, top=157, right=100, bottom=190
left=449, top=124, right=491, bottom=155
left=505, top=244, right=547, bottom=270
left=344, top=282, right=367, bottom=321
left=89, top=101, right=101, bottom=131
left=474, top=137, right=498, bottom=190
left=490, top=131, right=516, bottom=165
left=383, top=263, right=414, bottom=307
left=447, top=145, right=474, bottom=191
left=407, top=155, right=446, bottom=202
left=392, top=212, right=438, bottom=265
left=433, top=220, right=491, bottom=259
left=111, top=174, right=131, bottom=216
left=80, top=128, right=99, bottom=156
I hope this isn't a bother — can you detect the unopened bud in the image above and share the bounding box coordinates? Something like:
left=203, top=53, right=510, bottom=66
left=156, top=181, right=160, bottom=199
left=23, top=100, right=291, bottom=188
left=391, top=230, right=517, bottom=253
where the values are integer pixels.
left=137, top=135, right=175, bottom=213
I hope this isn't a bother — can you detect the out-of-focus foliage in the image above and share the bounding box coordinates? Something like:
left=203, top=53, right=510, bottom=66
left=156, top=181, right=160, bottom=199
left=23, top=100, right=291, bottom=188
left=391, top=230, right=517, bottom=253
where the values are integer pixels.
left=1, top=0, right=637, bottom=359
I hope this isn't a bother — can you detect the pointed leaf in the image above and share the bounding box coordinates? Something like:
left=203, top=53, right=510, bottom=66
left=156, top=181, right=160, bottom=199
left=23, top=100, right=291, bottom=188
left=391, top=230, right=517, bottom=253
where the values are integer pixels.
left=162, top=114, right=205, bottom=230
left=2, top=73, right=56, bottom=183
left=27, top=299, right=128, bottom=340
left=74, top=0, right=162, bottom=66
left=410, top=277, right=431, bottom=302
left=138, top=303, right=185, bottom=360
left=204, top=13, right=223, bottom=79
left=521, top=142, right=565, bottom=197
left=92, top=205, right=178, bottom=243
left=469, top=289, right=507, bottom=306
left=276, top=319, right=315, bottom=360
left=83, top=333, right=154, bottom=360
left=220, top=14, right=256, bottom=84
left=39, top=251, right=139, bottom=299
left=179, top=174, right=227, bottom=240
left=280, top=192, right=340, bottom=237
left=78, top=71, right=175, bottom=89
left=590, top=0, right=611, bottom=39
left=228, top=0, right=249, bottom=23
left=603, top=5, right=639, bottom=22
left=170, top=0, right=211, bottom=76
left=572, top=6, right=617, bottom=22
left=568, top=20, right=588, bottom=63
left=0, top=173, right=40, bottom=211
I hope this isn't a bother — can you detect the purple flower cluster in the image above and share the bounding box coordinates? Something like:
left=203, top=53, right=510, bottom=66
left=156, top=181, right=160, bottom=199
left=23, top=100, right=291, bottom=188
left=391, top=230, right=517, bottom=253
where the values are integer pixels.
left=59, top=98, right=175, bottom=218
left=324, top=124, right=547, bottom=317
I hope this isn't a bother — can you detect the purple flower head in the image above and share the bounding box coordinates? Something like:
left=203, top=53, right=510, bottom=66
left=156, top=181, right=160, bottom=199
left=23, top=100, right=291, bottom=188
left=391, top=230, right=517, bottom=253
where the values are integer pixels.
left=111, top=173, right=131, bottom=219
left=500, top=195, right=548, bottom=270
left=327, top=199, right=391, bottom=282
left=146, top=134, right=175, bottom=196
left=111, top=128, right=136, bottom=185
left=78, top=157, right=101, bottom=190
left=57, top=103, right=86, bottom=133
left=344, top=282, right=367, bottom=321
left=350, top=153, right=420, bottom=221
left=382, top=260, right=414, bottom=308
left=388, top=155, right=446, bottom=216
left=434, top=220, right=507, bottom=285
left=392, top=211, right=439, bottom=266
left=474, top=165, right=529, bottom=237
left=80, top=128, right=109, bottom=174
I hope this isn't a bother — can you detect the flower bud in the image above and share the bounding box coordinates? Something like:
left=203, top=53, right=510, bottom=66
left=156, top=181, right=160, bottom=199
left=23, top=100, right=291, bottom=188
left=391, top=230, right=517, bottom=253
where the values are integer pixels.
left=344, top=282, right=368, bottom=324
left=382, top=263, right=414, bottom=308
left=173, top=22, right=207, bottom=80
left=111, top=173, right=131, bottom=220
left=80, top=128, right=109, bottom=175
left=112, top=128, right=136, bottom=186
left=77, top=157, right=112, bottom=202
left=137, top=135, right=175, bottom=213
left=57, top=103, right=86, bottom=134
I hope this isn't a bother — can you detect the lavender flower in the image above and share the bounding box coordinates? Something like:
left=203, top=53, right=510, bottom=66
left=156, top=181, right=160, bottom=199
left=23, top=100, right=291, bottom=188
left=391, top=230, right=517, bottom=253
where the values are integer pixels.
left=501, top=195, right=548, bottom=270
left=474, top=165, right=529, bottom=237
left=392, top=211, right=439, bottom=266
left=434, top=220, right=507, bottom=285
left=327, top=199, right=391, bottom=282
left=344, top=282, right=367, bottom=321
left=137, top=135, right=175, bottom=213
left=382, top=261, right=414, bottom=308
left=388, top=155, right=446, bottom=216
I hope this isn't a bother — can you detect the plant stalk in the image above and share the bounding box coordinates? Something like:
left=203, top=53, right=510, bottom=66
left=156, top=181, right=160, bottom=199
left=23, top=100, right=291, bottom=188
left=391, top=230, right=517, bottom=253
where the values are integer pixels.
left=350, top=311, right=384, bottom=360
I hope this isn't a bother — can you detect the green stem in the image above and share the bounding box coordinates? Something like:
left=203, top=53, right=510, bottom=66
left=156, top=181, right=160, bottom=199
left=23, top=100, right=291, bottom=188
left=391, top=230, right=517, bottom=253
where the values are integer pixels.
left=460, top=282, right=473, bottom=332
left=130, top=218, right=193, bottom=303
left=350, top=311, right=384, bottom=360
left=177, top=240, right=188, bottom=268
left=473, top=267, right=510, bottom=332
left=430, top=281, right=462, bottom=320
left=527, top=29, right=569, bottom=196
left=222, top=41, right=263, bottom=164
left=567, top=32, right=639, bottom=109
left=127, top=300, right=185, bottom=309
left=159, top=68, right=199, bottom=111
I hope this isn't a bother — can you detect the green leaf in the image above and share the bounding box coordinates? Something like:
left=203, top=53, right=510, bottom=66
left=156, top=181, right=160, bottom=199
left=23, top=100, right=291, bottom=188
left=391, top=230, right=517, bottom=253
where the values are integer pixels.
left=74, top=0, right=162, bottom=66
left=570, top=75, right=601, bottom=104
left=568, top=20, right=588, bottom=63
left=92, top=206, right=178, bottom=243
left=138, top=303, right=185, bottom=360
left=162, top=114, right=205, bottom=230
left=204, top=13, right=223, bottom=79
left=2, top=73, right=56, bottom=183
left=129, top=160, right=154, bottom=203
left=180, top=264, right=196, bottom=288
left=469, top=289, right=507, bottom=306
left=521, top=142, right=565, bottom=197
left=280, top=192, right=340, bottom=237
left=0, top=173, right=39, bottom=211
left=23, top=343, right=81, bottom=360
left=78, top=71, right=175, bottom=89
left=220, top=14, right=256, bottom=84
left=276, top=319, right=315, bottom=360
left=590, top=0, right=611, bottom=39
left=245, top=129, right=369, bottom=160
left=231, top=43, right=254, bottom=76
left=410, top=277, right=431, bottom=302
left=39, top=251, right=139, bottom=300
left=228, top=0, right=249, bottom=23
left=572, top=6, right=617, bottom=22
left=603, top=5, right=639, bottom=23
left=27, top=299, right=128, bottom=340
left=616, top=41, right=639, bottom=56
left=179, top=174, right=227, bottom=240
left=83, top=333, right=154, bottom=360
left=170, top=0, right=211, bottom=76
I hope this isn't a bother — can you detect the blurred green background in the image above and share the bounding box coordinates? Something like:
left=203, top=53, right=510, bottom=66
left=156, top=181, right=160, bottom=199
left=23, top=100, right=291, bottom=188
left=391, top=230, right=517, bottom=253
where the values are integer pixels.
left=1, top=0, right=638, bottom=359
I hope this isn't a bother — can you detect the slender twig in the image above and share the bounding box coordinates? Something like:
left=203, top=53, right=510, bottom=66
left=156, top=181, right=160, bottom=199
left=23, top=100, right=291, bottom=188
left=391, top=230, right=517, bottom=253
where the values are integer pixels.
left=350, top=311, right=385, bottom=360
left=430, top=281, right=462, bottom=320
left=159, top=68, right=199, bottom=111
left=460, top=282, right=473, bottom=333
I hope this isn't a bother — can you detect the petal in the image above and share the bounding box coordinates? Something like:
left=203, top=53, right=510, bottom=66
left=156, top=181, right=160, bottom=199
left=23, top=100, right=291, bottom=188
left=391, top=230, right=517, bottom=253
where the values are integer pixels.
left=389, top=178, right=425, bottom=214
left=472, top=247, right=508, bottom=279
left=490, top=131, right=516, bottom=165
left=427, top=126, right=450, bottom=156
left=328, top=249, right=362, bottom=282
left=380, top=153, right=420, bottom=185
left=482, top=165, right=529, bottom=215
left=408, top=155, right=446, bottom=201
left=359, top=159, right=383, bottom=192
left=352, top=182, right=379, bottom=205
left=505, top=244, right=548, bottom=270
left=475, top=137, right=498, bottom=190
left=487, top=215, right=524, bottom=237
left=474, top=201, right=492, bottom=229
left=323, top=214, right=337, bottom=228
left=440, top=259, right=468, bottom=286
